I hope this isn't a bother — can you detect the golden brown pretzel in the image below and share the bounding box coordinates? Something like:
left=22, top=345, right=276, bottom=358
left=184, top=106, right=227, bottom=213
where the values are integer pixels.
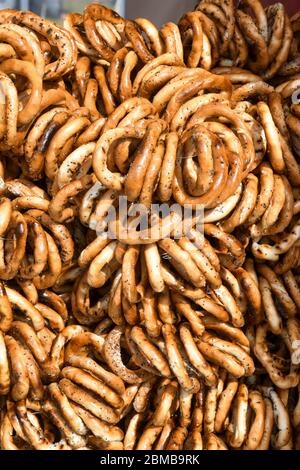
left=83, top=4, right=125, bottom=61
left=0, top=0, right=299, bottom=452
left=125, top=20, right=154, bottom=63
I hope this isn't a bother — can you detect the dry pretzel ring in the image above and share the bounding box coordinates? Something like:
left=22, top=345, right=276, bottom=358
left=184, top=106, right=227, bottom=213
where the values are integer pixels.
left=83, top=4, right=125, bottom=63
left=196, top=0, right=234, bottom=56
left=135, top=18, right=163, bottom=58
left=0, top=0, right=300, bottom=452
left=64, top=13, right=102, bottom=62
left=0, top=58, right=42, bottom=126
left=254, top=322, right=299, bottom=389
left=0, top=71, right=18, bottom=146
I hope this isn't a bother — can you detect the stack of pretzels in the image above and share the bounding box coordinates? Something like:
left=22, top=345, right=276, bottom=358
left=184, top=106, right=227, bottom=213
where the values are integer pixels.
left=0, top=0, right=300, bottom=451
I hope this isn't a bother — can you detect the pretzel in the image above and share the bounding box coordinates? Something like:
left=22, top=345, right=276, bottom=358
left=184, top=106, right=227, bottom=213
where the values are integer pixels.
left=166, top=425, right=188, bottom=450
left=157, top=287, right=176, bottom=325
left=220, top=174, right=258, bottom=233
left=55, top=142, right=95, bottom=190
left=263, top=387, right=292, bottom=448
left=45, top=115, right=90, bottom=181
left=133, top=378, right=156, bottom=413
left=0, top=211, right=27, bottom=280
left=17, top=214, right=47, bottom=279
left=64, top=13, right=99, bottom=61
left=42, top=399, right=86, bottom=449
left=197, top=0, right=234, bottom=56
left=83, top=4, right=124, bottom=62
left=71, top=402, right=123, bottom=443
left=279, top=135, right=300, bottom=186
left=203, top=316, right=249, bottom=350
left=173, top=127, right=227, bottom=209
left=204, top=223, right=245, bottom=269
left=263, top=14, right=293, bottom=80
left=139, top=138, right=165, bottom=208
left=283, top=270, right=300, bottom=309
left=259, top=276, right=282, bottom=334
left=94, top=65, right=115, bottom=116
left=86, top=240, right=117, bottom=288
left=95, top=20, right=122, bottom=52
left=81, top=79, right=99, bottom=121
left=0, top=71, right=18, bottom=146
left=135, top=18, right=163, bottom=57
left=141, top=287, right=161, bottom=338
left=138, top=65, right=184, bottom=101
left=256, top=264, right=297, bottom=317
left=76, top=117, right=106, bottom=146
left=241, top=0, right=268, bottom=40
left=162, top=324, right=199, bottom=393
left=169, top=293, right=201, bottom=335
left=0, top=282, right=12, bottom=333
left=153, top=419, right=174, bottom=450
left=206, top=433, right=228, bottom=450
left=243, top=390, right=265, bottom=450
left=0, top=331, right=9, bottom=395
left=121, top=245, right=140, bottom=304
left=35, top=309, right=64, bottom=341
left=0, top=58, right=42, bottom=126
left=204, top=332, right=254, bottom=374
left=71, top=272, right=109, bottom=325
left=106, top=47, right=128, bottom=97
left=150, top=381, right=178, bottom=428
left=93, top=126, right=143, bottom=191
left=212, top=66, right=260, bottom=83
left=0, top=43, right=15, bottom=60
left=197, top=339, right=246, bottom=379
left=236, top=9, right=269, bottom=73
left=179, top=324, right=216, bottom=386
left=255, top=323, right=299, bottom=389
left=164, top=74, right=232, bottom=124
left=192, top=103, right=255, bottom=172
left=10, top=320, right=48, bottom=370
left=104, top=326, right=152, bottom=384
left=125, top=120, right=165, bottom=201
left=130, top=326, right=171, bottom=377
left=23, top=108, right=68, bottom=179
left=256, top=101, right=285, bottom=172
left=64, top=334, right=124, bottom=397
left=40, top=86, right=79, bottom=112
left=161, top=266, right=229, bottom=321
left=63, top=366, right=123, bottom=409
left=253, top=175, right=293, bottom=236
left=152, top=68, right=210, bottom=114
left=47, top=382, right=87, bottom=436
left=30, top=231, right=61, bottom=289
left=118, top=50, right=138, bottom=102
left=225, top=383, right=248, bottom=448
left=178, top=12, right=204, bottom=68
left=26, top=210, right=74, bottom=266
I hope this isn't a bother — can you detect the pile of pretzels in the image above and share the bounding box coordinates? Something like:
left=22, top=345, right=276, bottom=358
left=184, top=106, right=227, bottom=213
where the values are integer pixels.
left=0, top=0, right=300, bottom=451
